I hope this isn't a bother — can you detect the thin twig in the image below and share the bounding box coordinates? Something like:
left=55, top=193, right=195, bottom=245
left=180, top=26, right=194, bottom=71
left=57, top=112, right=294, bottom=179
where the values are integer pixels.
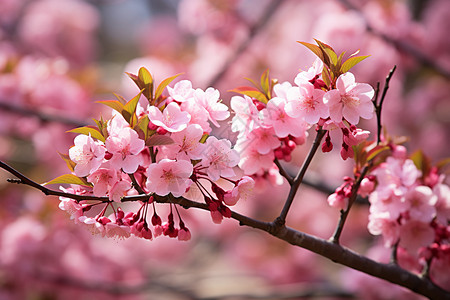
left=275, top=129, right=327, bottom=227
left=330, top=164, right=371, bottom=244
left=129, top=173, right=146, bottom=194
left=374, top=66, right=397, bottom=144
left=274, top=158, right=293, bottom=185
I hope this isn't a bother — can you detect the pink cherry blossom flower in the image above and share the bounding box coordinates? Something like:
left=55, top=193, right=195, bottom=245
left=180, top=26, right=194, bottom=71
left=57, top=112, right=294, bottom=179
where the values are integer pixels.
left=87, top=168, right=118, bottom=197
left=105, top=222, right=131, bottom=240
left=368, top=213, right=400, bottom=247
left=272, top=81, right=293, bottom=99
left=193, top=87, right=230, bottom=127
left=433, top=183, right=450, bottom=224
left=234, top=126, right=280, bottom=155
left=238, top=144, right=274, bottom=175
left=230, top=95, right=260, bottom=137
left=164, top=124, right=206, bottom=160
left=146, top=159, right=193, bottom=197
left=285, top=82, right=328, bottom=124
left=180, top=98, right=211, bottom=133
left=200, top=136, right=240, bottom=181
left=323, top=72, right=375, bottom=124
left=405, top=185, right=437, bottom=223
left=148, top=102, right=191, bottom=133
left=399, top=220, right=435, bottom=254
left=167, top=80, right=195, bottom=102
left=69, top=134, right=105, bottom=177
left=105, top=127, right=145, bottom=173
left=109, top=180, right=132, bottom=202
left=294, top=58, right=324, bottom=84
left=223, top=176, right=255, bottom=206
left=261, top=97, right=309, bottom=138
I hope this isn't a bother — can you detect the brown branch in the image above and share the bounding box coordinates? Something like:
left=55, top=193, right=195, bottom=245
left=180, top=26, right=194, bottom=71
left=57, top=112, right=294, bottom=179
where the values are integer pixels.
left=330, top=164, right=371, bottom=244
left=275, top=128, right=327, bottom=226
left=373, top=66, right=397, bottom=144
left=274, top=158, right=294, bottom=185
left=1, top=160, right=449, bottom=299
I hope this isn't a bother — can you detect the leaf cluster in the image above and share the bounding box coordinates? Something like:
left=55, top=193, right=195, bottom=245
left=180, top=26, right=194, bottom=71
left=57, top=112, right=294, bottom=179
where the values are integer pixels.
left=299, top=39, right=369, bottom=89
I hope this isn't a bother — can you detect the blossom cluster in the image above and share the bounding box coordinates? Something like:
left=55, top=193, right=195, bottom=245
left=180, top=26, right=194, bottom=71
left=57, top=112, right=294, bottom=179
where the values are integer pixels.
left=328, top=143, right=450, bottom=284
left=59, top=73, right=255, bottom=241
left=367, top=147, right=450, bottom=276
left=231, top=57, right=375, bottom=178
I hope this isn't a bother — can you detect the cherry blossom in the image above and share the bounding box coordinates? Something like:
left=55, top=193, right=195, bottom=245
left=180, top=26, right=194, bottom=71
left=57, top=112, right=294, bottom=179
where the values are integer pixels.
left=285, top=81, right=328, bottom=124
left=405, top=185, right=437, bottom=223
left=87, top=168, right=118, bottom=197
left=146, top=159, right=193, bottom=197
left=224, top=176, right=255, bottom=206
left=230, top=95, right=260, bottom=137
left=261, top=97, right=309, bottom=138
left=234, top=126, right=280, bottom=155
left=105, top=126, right=145, bottom=173
left=167, top=80, right=195, bottom=102
left=200, top=136, right=240, bottom=181
left=193, top=87, right=230, bottom=127
left=163, top=124, right=206, bottom=160
left=69, top=134, right=105, bottom=177
left=323, top=72, right=375, bottom=124
left=148, top=102, right=191, bottom=133
left=238, top=144, right=274, bottom=175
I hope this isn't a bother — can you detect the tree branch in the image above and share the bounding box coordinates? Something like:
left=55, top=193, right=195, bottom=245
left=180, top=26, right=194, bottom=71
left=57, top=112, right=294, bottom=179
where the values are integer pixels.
left=275, top=128, right=327, bottom=226
left=1, top=159, right=449, bottom=299
left=330, top=164, right=371, bottom=244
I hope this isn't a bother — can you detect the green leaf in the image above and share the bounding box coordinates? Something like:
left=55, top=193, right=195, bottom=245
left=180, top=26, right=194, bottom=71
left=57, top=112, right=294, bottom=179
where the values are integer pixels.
left=147, top=134, right=174, bottom=146
left=58, top=152, right=76, bottom=172
left=154, top=73, right=183, bottom=102
left=410, top=150, right=431, bottom=179
left=340, top=55, right=370, bottom=73
left=298, top=41, right=325, bottom=62
left=229, top=86, right=268, bottom=103
left=321, top=67, right=331, bottom=89
left=138, top=67, right=154, bottom=101
left=43, top=174, right=91, bottom=186
left=123, top=90, right=143, bottom=126
left=67, top=126, right=106, bottom=142
left=113, top=93, right=127, bottom=105
left=260, top=69, right=271, bottom=98
left=137, top=115, right=150, bottom=140
left=367, top=145, right=390, bottom=162
left=96, top=100, right=124, bottom=115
